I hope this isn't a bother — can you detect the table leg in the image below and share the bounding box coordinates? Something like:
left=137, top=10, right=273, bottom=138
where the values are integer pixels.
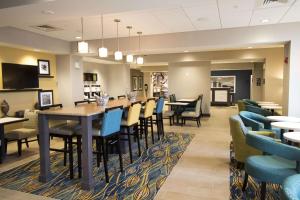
left=81, top=116, right=94, bottom=190
left=39, top=114, right=51, bottom=182
left=0, top=125, right=4, bottom=164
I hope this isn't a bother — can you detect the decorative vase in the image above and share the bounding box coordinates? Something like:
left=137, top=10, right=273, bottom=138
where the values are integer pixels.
left=1, top=100, right=9, bottom=117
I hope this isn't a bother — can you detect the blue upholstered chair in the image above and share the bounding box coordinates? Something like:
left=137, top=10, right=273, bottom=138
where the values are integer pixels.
left=282, top=174, right=300, bottom=200
left=77, top=106, right=123, bottom=183
left=242, top=133, right=300, bottom=200
left=243, top=99, right=259, bottom=107
left=153, top=97, right=165, bottom=140
left=239, top=111, right=280, bottom=138
left=245, top=105, right=273, bottom=117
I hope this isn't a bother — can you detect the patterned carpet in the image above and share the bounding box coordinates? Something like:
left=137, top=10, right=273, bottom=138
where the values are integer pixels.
left=230, top=144, right=281, bottom=200
left=0, top=132, right=193, bottom=200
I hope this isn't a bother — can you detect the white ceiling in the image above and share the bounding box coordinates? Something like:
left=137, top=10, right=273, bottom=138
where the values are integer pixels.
left=0, top=0, right=299, bottom=41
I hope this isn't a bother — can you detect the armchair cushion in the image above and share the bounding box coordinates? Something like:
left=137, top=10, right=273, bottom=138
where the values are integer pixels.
left=5, top=128, right=36, bottom=140
left=181, top=111, right=198, bottom=118
left=282, top=174, right=300, bottom=200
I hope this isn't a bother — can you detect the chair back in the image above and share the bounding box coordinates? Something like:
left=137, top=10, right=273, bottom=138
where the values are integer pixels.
left=23, top=109, right=39, bottom=129
left=195, top=99, right=201, bottom=117
left=126, top=102, right=142, bottom=126
left=239, top=111, right=270, bottom=131
left=169, top=94, right=176, bottom=102
left=144, top=98, right=156, bottom=118
left=245, top=105, right=272, bottom=117
left=246, top=133, right=300, bottom=164
left=243, top=99, right=259, bottom=107
left=237, top=100, right=246, bottom=112
left=109, top=97, right=115, bottom=101
left=118, top=95, right=126, bottom=100
left=155, top=97, right=164, bottom=114
left=229, top=115, right=260, bottom=162
left=100, top=106, right=123, bottom=137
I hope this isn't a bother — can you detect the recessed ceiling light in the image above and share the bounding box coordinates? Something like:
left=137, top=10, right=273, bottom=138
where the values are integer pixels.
left=33, top=49, right=40, bottom=52
left=247, top=46, right=253, bottom=49
left=261, top=19, right=269, bottom=23
left=75, top=36, right=81, bottom=39
left=184, top=50, right=189, bottom=53
left=41, top=10, right=55, bottom=15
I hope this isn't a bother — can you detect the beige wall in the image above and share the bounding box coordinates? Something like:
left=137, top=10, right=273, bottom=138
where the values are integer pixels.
left=83, top=62, right=109, bottom=93
left=107, top=64, right=131, bottom=98
left=0, top=45, right=59, bottom=116
left=251, top=63, right=264, bottom=101
left=168, top=61, right=211, bottom=114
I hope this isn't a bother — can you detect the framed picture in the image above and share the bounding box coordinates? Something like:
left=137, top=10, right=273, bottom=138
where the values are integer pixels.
left=132, top=76, right=138, bottom=91
left=38, top=59, right=50, bottom=75
left=38, top=90, right=54, bottom=108
left=138, top=76, right=143, bottom=91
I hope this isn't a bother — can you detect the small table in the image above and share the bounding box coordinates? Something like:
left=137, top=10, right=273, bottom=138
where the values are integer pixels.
left=284, top=132, right=300, bottom=144
left=177, top=99, right=197, bottom=103
left=0, top=117, right=28, bottom=163
left=258, top=103, right=279, bottom=106
left=257, top=101, right=274, bottom=104
left=165, top=102, right=189, bottom=125
left=261, top=105, right=282, bottom=114
left=271, top=122, right=300, bottom=141
left=267, top=116, right=300, bottom=123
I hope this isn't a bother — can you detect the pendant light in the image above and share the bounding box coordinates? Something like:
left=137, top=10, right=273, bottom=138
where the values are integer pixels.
left=136, top=31, right=144, bottom=65
left=98, top=14, right=108, bottom=57
left=78, top=17, right=89, bottom=53
left=126, top=26, right=133, bottom=63
left=114, top=19, right=122, bottom=60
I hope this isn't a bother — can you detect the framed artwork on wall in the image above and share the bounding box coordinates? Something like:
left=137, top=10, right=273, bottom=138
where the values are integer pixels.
left=38, top=90, right=54, bottom=108
left=132, top=76, right=138, bottom=91
left=38, top=59, right=50, bottom=75
left=138, top=76, right=143, bottom=91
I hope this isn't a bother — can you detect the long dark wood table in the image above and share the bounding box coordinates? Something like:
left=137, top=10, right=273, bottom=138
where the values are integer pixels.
left=0, top=117, right=28, bottom=163
left=38, top=97, right=149, bottom=190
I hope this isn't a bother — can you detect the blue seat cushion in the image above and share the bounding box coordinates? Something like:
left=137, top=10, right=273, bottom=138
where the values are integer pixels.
left=282, top=174, right=300, bottom=200
left=246, top=155, right=297, bottom=184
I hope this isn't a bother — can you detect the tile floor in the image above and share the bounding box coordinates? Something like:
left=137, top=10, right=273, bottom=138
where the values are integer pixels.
left=0, top=106, right=236, bottom=200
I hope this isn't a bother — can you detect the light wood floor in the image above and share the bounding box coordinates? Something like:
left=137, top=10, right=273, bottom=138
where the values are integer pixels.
left=0, top=106, right=236, bottom=200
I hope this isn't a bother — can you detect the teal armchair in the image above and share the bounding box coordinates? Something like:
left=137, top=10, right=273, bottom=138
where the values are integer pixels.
left=243, top=99, right=259, bottom=107
left=245, top=105, right=273, bottom=117
left=282, top=174, right=300, bottom=200
left=239, top=111, right=280, bottom=138
left=242, top=133, right=300, bottom=200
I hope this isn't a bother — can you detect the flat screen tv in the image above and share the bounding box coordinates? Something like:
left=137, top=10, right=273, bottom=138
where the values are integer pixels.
left=2, top=63, right=39, bottom=89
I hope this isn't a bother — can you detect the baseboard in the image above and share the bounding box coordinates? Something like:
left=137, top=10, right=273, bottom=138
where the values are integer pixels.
left=202, top=113, right=211, bottom=117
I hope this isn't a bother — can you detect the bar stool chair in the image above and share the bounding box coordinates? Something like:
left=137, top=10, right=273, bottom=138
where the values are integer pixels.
left=120, top=101, right=142, bottom=163
left=74, top=100, right=90, bottom=106
left=153, top=97, right=165, bottom=140
left=139, top=98, right=156, bottom=149
left=41, top=104, right=81, bottom=179
left=77, top=106, right=124, bottom=183
left=118, top=95, right=126, bottom=100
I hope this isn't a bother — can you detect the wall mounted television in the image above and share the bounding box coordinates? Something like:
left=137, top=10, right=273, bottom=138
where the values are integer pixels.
left=2, top=63, right=39, bottom=89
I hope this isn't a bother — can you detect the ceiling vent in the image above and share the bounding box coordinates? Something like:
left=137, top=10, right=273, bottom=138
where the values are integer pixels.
left=261, top=0, right=289, bottom=5
left=31, top=24, right=62, bottom=32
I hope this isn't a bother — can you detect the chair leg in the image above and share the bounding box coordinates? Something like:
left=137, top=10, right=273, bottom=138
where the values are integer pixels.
left=17, top=140, right=22, bottom=156
left=169, top=116, right=172, bottom=126
left=101, top=138, right=109, bottom=183
left=196, top=118, right=200, bottom=127
left=116, top=134, right=123, bottom=172
left=150, top=117, right=154, bottom=144
left=242, top=173, right=248, bottom=192
left=156, top=114, right=161, bottom=140
left=160, top=113, right=165, bottom=138
left=68, top=137, right=74, bottom=179
left=127, top=127, right=133, bottom=163
left=135, top=124, right=141, bottom=156
left=4, top=139, right=8, bottom=154
left=261, top=182, right=266, bottom=200
left=144, top=119, right=149, bottom=149
left=25, top=138, right=29, bottom=148
left=77, top=136, right=82, bottom=178
left=96, top=137, right=101, bottom=167
left=63, top=138, right=67, bottom=166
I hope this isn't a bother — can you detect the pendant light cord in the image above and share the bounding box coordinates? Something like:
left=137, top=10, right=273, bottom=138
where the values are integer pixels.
left=81, top=17, right=84, bottom=41
left=117, top=21, right=119, bottom=51
left=101, top=14, right=104, bottom=47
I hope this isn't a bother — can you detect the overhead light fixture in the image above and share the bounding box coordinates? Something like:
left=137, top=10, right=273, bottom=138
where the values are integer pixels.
left=78, top=17, right=89, bottom=53
left=114, top=19, right=122, bottom=60
left=261, top=19, right=269, bottom=23
left=75, top=36, right=81, bottom=39
left=126, top=26, right=134, bottom=63
left=184, top=50, right=189, bottom=53
left=136, top=31, right=144, bottom=65
left=247, top=46, right=253, bottom=49
left=98, top=14, right=108, bottom=58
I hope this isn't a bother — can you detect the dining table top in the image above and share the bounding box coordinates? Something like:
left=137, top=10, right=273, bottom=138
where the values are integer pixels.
left=39, top=97, right=150, bottom=117
left=271, top=122, right=300, bottom=131
left=267, top=116, right=300, bottom=123
left=0, top=117, right=28, bottom=125
left=177, top=98, right=197, bottom=102
left=261, top=105, right=282, bottom=110
left=165, top=102, right=189, bottom=106
left=284, top=132, right=300, bottom=143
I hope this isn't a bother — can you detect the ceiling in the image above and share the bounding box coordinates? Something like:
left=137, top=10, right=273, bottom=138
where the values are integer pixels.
left=0, top=0, right=299, bottom=41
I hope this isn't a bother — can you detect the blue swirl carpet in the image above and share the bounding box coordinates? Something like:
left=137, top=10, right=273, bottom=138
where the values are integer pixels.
left=0, top=132, right=193, bottom=199
left=230, top=144, right=281, bottom=200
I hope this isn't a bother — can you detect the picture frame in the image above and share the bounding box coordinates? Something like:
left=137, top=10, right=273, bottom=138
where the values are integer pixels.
left=38, top=59, right=50, bottom=75
left=132, top=76, right=138, bottom=91
left=138, top=76, right=143, bottom=91
left=38, top=90, right=54, bottom=108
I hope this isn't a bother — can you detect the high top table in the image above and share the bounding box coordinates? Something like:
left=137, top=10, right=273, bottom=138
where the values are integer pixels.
left=176, top=98, right=197, bottom=103
left=261, top=105, right=282, bottom=115
left=38, top=97, right=149, bottom=190
left=0, top=117, right=28, bottom=163
left=271, top=122, right=300, bottom=141
left=284, top=132, right=300, bottom=144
